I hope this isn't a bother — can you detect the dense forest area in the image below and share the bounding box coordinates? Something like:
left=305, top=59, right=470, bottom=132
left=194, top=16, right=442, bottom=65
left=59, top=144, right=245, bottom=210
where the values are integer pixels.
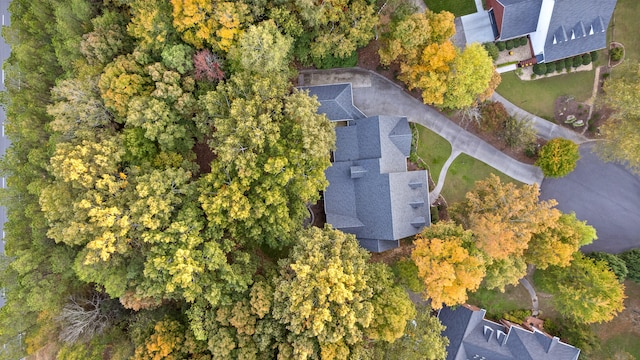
left=0, top=0, right=626, bottom=359
left=0, top=0, right=450, bottom=358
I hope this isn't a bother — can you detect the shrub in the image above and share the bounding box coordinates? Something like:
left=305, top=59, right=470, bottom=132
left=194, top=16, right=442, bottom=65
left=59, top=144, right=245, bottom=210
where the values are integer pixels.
left=610, top=47, right=624, bottom=62
left=535, top=138, right=580, bottom=177
left=430, top=206, right=439, bottom=223
left=586, top=252, right=629, bottom=282
left=564, top=58, right=572, bottom=70
left=518, top=37, right=528, bottom=47
left=572, top=55, right=583, bottom=68
left=480, top=101, right=510, bottom=132
left=496, top=41, right=506, bottom=51
left=503, top=116, right=536, bottom=149
left=590, top=50, right=599, bottom=63
left=391, top=258, right=425, bottom=292
left=545, top=62, right=556, bottom=74
left=619, top=248, right=640, bottom=282
left=312, top=51, right=358, bottom=69
left=582, top=53, right=592, bottom=65
left=533, top=63, right=547, bottom=75
left=483, top=42, right=499, bottom=61
left=524, top=142, right=538, bottom=158
left=503, top=309, right=531, bottom=324
left=505, top=40, right=515, bottom=50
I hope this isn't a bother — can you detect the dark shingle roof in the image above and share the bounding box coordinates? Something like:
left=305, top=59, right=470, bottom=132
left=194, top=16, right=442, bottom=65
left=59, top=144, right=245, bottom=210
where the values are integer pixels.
left=298, top=83, right=366, bottom=121
left=497, top=0, right=542, bottom=39
left=323, top=115, right=430, bottom=252
left=543, top=0, right=616, bottom=62
left=439, top=306, right=581, bottom=360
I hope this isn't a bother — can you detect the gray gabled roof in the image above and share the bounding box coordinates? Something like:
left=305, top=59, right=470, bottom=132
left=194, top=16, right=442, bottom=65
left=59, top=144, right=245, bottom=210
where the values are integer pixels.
left=297, top=83, right=366, bottom=121
left=497, top=0, right=542, bottom=39
left=439, top=306, right=580, bottom=360
left=323, top=115, right=430, bottom=252
left=543, top=0, right=616, bottom=62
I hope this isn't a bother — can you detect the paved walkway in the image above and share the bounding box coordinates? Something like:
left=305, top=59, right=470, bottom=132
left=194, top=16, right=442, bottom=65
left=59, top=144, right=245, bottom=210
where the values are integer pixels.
left=492, top=92, right=590, bottom=144
left=300, top=68, right=544, bottom=189
left=519, top=278, right=540, bottom=316
left=429, top=150, right=461, bottom=203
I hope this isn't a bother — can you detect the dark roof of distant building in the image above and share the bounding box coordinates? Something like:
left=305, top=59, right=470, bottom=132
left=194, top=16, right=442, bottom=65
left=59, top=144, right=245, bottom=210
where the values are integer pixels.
left=497, top=0, right=542, bottom=39
left=439, top=305, right=581, bottom=360
left=298, top=83, right=366, bottom=121
left=543, top=0, right=616, bottom=62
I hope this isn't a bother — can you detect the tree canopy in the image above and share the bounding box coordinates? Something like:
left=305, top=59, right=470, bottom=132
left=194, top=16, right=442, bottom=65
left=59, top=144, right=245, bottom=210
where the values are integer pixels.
left=536, top=253, right=626, bottom=324
left=596, top=61, right=640, bottom=173
left=536, top=138, right=580, bottom=178
left=379, top=10, right=499, bottom=108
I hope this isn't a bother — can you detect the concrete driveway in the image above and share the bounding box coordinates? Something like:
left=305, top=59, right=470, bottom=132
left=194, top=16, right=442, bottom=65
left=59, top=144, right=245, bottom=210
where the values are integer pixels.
left=540, top=142, right=640, bottom=254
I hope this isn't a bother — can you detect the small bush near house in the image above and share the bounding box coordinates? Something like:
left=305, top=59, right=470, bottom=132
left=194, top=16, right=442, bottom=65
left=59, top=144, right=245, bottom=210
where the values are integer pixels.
left=505, top=40, right=515, bottom=50
left=503, top=309, right=531, bottom=324
left=545, top=62, right=556, bottom=74
left=535, top=138, right=580, bottom=177
left=619, top=248, right=640, bottom=282
left=430, top=206, right=439, bottom=223
left=483, top=42, right=499, bottom=61
left=573, top=55, right=583, bottom=68
left=610, top=47, right=624, bottom=62
left=518, top=37, right=528, bottom=47
left=496, top=41, right=506, bottom=51
left=533, top=63, right=547, bottom=75
left=582, top=53, right=592, bottom=66
left=564, top=58, right=572, bottom=70
left=554, top=60, right=565, bottom=72
left=587, top=252, right=629, bottom=282
left=590, top=50, right=599, bottom=63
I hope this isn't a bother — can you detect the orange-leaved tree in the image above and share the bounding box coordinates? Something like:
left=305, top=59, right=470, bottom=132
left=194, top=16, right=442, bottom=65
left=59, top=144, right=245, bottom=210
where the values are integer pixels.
left=411, top=221, right=485, bottom=309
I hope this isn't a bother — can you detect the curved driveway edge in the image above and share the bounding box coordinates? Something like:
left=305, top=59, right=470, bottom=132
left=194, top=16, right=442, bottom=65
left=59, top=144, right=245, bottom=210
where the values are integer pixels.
left=300, top=67, right=544, bottom=185
left=540, top=143, right=640, bottom=253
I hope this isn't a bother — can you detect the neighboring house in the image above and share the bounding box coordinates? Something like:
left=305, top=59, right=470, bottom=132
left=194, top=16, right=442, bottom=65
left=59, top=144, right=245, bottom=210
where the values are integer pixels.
left=438, top=305, right=581, bottom=360
left=486, top=0, right=617, bottom=63
left=299, top=83, right=430, bottom=252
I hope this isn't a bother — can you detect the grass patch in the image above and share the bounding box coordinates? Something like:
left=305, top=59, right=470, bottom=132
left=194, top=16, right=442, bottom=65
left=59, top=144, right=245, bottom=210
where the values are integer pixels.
left=610, top=0, right=640, bottom=61
left=423, top=0, right=477, bottom=17
left=591, top=333, right=640, bottom=360
left=412, top=123, right=452, bottom=181
left=440, top=153, right=522, bottom=205
left=467, top=285, right=530, bottom=320
left=496, top=71, right=594, bottom=120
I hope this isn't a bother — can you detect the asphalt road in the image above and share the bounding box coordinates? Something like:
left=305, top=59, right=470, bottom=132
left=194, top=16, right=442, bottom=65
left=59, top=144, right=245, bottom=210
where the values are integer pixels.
left=0, top=0, right=11, bottom=309
left=540, top=142, right=640, bottom=254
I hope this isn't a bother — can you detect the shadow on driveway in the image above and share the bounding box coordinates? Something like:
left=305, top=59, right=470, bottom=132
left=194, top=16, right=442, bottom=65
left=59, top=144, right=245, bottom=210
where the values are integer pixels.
left=540, top=142, right=640, bottom=253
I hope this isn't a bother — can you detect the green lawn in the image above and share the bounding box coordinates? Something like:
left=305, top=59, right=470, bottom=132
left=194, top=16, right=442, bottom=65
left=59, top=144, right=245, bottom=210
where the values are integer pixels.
left=467, top=286, right=530, bottom=320
left=412, top=124, right=452, bottom=181
left=591, top=333, right=640, bottom=360
left=610, top=0, right=640, bottom=61
left=496, top=71, right=595, bottom=120
left=423, top=0, right=477, bottom=17
left=440, top=153, right=522, bottom=204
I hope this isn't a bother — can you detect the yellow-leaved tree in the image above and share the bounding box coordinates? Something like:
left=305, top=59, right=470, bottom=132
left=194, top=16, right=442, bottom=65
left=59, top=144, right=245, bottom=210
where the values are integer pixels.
left=412, top=222, right=485, bottom=309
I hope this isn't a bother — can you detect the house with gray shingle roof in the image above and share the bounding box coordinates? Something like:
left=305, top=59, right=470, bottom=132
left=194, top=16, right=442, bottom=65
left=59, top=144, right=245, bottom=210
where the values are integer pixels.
left=299, top=83, right=430, bottom=252
left=438, top=305, right=581, bottom=360
left=485, top=0, right=616, bottom=63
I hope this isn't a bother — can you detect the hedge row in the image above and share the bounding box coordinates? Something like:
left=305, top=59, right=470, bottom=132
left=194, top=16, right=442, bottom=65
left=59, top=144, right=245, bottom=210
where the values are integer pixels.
left=532, top=52, right=598, bottom=75
left=495, top=36, right=528, bottom=51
